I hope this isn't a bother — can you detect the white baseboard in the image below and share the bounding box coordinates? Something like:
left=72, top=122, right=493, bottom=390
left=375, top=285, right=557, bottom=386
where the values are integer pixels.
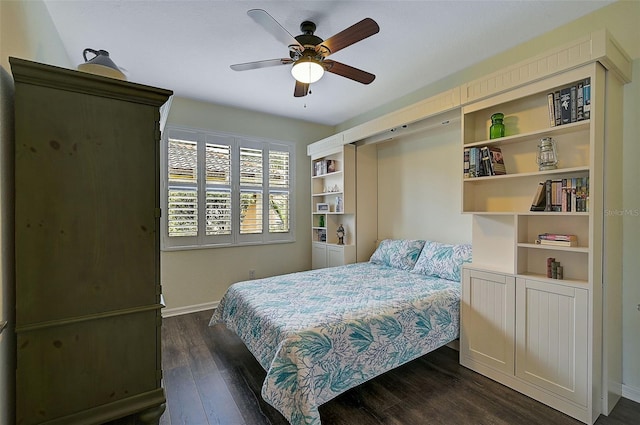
left=622, top=383, right=640, bottom=404
left=162, top=301, right=219, bottom=318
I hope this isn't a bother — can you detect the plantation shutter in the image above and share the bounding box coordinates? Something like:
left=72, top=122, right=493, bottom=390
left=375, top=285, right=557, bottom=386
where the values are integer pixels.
left=205, top=142, right=232, bottom=236
left=268, top=149, right=290, bottom=234
left=162, top=126, right=295, bottom=249
left=239, top=145, right=263, bottom=238
left=167, top=138, right=198, bottom=237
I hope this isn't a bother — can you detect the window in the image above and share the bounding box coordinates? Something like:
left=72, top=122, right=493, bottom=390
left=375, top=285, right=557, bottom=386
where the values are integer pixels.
left=162, top=126, right=295, bottom=249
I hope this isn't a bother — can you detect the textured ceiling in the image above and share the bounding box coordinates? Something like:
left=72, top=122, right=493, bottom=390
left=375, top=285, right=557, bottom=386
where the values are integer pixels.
left=43, top=1, right=614, bottom=126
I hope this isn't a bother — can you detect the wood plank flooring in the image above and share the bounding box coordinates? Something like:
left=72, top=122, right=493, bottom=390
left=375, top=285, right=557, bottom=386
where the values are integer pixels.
left=158, top=310, right=639, bottom=425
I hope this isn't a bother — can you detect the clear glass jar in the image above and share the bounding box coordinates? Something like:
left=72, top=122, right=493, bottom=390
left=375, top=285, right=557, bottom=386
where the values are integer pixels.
left=536, top=137, right=558, bottom=170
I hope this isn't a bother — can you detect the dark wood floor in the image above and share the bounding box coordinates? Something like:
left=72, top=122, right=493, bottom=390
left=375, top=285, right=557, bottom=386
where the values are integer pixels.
left=158, top=310, right=639, bottom=425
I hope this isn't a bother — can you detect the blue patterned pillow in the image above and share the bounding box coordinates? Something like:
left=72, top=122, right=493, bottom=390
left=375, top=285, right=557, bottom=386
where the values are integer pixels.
left=411, top=241, right=472, bottom=281
left=369, top=239, right=426, bottom=270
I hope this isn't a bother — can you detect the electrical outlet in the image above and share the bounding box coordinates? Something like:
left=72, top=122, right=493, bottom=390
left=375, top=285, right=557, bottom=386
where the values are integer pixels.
left=249, top=269, right=255, bottom=279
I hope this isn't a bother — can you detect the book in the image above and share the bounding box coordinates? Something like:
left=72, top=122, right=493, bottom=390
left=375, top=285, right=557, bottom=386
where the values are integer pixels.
left=583, top=77, right=591, bottom=119
left=489, top=146, right=506, bottom=175
left=530, top=182, right=546, bottom=211
left=554, top=91, right=562, bottom=126
left=538, top=233, right=577, bottom=241
left=560, top=87, right=571, bottom=124
left=544, top=179, right=552, bottom=212
left=547, top=93, right=556, bottom=127
left=561, top=178, right=567, bottom=212
left=473, top=147, right=481, bottom=177
left=571, top=177, right=577, bottom=212
left=576, top=176, right=589, bottom=212
left=570, top=85, right=577, bottom=122
left=577, top=81, right=584, bottom=121
left=469, top=147, right=478, bottom=178
left=564, top=179, right=573, bottom=212
left=537, top=232, right=578, bottom=247
left=550, top=179, right=562, bottom=212
left=463, top=147, right=470, bottom=178
left=536, top=239, right=578, bottom=247
left=480, top=146, right=493, bottom=176
left=546, top=257, right=555, bottom=278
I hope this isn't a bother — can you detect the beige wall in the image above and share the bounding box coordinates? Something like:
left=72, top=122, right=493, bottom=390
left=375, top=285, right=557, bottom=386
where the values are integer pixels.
left=376, top=123, right=471, bottom=244
left=0, top=1, right=73, bottom=424
left=161, top=97, right=333, bottom=310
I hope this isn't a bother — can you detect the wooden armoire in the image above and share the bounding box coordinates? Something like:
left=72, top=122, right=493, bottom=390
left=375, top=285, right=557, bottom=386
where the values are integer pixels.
left=10, top=57, right=172, bottom=425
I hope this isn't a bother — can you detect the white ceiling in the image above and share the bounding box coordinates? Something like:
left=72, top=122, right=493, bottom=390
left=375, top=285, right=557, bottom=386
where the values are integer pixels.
left=43, top=1, right=614, bottom=126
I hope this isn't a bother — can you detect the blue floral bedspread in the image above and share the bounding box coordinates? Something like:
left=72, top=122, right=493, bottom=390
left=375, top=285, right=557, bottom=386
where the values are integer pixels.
left=209, top=262, right=460, bottom=425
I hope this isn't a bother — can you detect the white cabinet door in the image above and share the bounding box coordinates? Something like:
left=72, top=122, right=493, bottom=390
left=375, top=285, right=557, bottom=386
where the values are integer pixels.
left=461, top=268, right=515, bottom=375
left=515, top=278, right=588, bottom=406
left=312, top=242, right=327, bottom=269
left=327, top=245, right=345, bottom=267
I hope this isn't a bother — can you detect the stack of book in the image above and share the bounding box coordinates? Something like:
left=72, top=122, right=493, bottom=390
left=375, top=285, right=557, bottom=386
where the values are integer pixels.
left=464, top=146, right=506, bottom=178
left=529, top=178, right=589, bottom=212
left=547, top=77, right=591, bottom=127
left=314, top=159, right=337, bottom=176
left=536, top=233, right=578, bottom=247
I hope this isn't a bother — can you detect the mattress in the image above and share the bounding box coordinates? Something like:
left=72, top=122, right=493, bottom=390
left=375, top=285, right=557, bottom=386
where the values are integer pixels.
left=209, top=261, right=460, bottom=425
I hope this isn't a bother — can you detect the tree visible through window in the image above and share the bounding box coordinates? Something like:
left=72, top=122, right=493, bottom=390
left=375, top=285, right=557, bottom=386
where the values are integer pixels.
left=162, top=127, right=295, bottom=249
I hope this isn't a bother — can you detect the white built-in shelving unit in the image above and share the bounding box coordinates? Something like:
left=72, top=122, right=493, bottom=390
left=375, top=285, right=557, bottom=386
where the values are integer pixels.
left=459, top=31, right=631, bottom=425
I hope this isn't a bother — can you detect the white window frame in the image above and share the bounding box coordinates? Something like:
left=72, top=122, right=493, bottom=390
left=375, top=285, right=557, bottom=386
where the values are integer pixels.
left=161, top=125, right=295, bottom=250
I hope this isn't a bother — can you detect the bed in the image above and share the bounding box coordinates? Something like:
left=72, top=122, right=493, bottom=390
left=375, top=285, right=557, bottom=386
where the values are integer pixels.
left=209, top=239, right=471, bottom=425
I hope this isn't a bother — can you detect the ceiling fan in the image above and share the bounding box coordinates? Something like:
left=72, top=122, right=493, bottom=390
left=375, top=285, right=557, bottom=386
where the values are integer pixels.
left=230, top=9, right=380, bottom=97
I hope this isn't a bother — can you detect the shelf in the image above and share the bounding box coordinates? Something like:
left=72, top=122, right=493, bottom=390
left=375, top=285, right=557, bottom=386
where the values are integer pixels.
left=517, top=243, right=589, bottom=253
left=464, top=166, right=589, bottom=182
left=464, top=120, right=590, bottom=148
left=311, top=242, right=353, bottom=248
left=464, top=211, right=589, bottom=216
left=464, top=262, right=514, bottom=275
left=516, top=272, right=588, bottom=287
left=516, top=211, right=589, bottom=217
left=312, top=170, right=342, bottom=179
left=312, top=191, right=344, bottom=197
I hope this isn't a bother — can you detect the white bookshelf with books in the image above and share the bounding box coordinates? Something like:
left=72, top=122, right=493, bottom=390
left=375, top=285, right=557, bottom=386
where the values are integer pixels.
left=310, top=144, right=356, bottom=269
left=459, top=32, right=631, bottom=425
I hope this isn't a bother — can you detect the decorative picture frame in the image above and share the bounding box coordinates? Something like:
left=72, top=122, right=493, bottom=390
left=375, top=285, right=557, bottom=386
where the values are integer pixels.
left=316, top=203, right=329, bottom=212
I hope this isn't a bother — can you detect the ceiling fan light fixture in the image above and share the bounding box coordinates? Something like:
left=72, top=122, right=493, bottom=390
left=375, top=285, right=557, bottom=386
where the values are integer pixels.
left=291, top=58, right=324, bottom=84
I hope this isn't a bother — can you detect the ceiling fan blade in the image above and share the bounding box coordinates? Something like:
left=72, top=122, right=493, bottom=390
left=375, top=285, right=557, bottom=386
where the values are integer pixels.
left=231, top=58, right=293, bottom=71
left=324, top=60, right=375, bottom=84
left=294, top=81, right=309, bottom=97
left=248, top=9, right=303, bottom=50
left=317, top=18, right=379, bottom=56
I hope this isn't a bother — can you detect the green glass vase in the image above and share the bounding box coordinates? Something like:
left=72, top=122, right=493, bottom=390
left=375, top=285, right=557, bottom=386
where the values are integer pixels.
left=490, top=113, right=505, bottom=139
